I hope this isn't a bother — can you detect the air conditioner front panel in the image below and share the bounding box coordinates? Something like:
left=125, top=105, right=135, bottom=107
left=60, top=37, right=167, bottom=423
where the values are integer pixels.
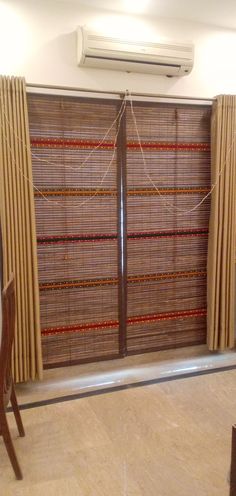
left=85, top=47, right=191, bottom=65
left=77, top=27, right=194, bottom=76
left=87, top=41, right=191, bottom=57
left=83, top=56, right=190, bottom=76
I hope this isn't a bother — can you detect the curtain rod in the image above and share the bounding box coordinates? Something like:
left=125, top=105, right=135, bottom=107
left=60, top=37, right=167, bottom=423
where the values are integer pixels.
left=26, top=82, right=215, bottom=102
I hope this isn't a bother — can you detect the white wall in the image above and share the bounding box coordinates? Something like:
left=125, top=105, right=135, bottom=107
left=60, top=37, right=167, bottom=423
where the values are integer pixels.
left=0, top=0, right=235, bottom=337
left=0, top=0, right=236, bottom=98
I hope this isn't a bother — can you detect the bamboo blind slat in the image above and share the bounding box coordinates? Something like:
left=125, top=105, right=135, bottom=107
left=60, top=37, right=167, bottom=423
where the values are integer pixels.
left=127, top=236, right=208, bottom=275
left=37, top=240, right=118, bottom=283
left=34, top=198, right=118, bottom=236
left=42, top=328, right=119, bottom=366
left=127, top=277, right=207, bottom=316
left=127, top=316, right=207, bottom=353
left=39, top=285, right=118, bottom=329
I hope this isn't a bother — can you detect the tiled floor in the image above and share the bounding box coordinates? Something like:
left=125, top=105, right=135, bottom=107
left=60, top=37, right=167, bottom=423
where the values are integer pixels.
left=15, top=344, right=236, bottom=406
left=2, top=366, right=236, bottom=495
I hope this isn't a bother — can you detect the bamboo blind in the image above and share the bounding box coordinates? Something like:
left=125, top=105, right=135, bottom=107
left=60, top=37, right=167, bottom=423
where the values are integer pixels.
left=126, top=102, right=211, bottom=353
left=27, top=94, right=120, bottom=366
left=27, top=95, right=211, bottom=367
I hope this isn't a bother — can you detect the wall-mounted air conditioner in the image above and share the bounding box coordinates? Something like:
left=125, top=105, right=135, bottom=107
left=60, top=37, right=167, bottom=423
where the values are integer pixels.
left=77, top=26, right=194, bottom=77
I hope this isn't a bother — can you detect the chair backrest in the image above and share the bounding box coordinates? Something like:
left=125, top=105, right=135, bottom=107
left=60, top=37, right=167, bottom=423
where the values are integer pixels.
left=0, top=274, right=15, bottom=402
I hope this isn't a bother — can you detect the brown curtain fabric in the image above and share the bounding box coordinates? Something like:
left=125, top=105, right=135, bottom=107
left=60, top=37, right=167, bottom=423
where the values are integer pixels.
left=0, top=76, right=43, bottom=381
left=207, top=95, right=236, bottom=350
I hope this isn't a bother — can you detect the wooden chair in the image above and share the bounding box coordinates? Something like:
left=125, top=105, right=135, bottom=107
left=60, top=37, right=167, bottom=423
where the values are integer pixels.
left=230, top=425, right=236, bottom=495
left=0, top=274, right=25, bottom=480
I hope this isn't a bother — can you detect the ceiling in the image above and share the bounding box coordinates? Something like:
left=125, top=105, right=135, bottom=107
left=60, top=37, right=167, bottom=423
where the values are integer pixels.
left=72, top=0, right=236, bottom=30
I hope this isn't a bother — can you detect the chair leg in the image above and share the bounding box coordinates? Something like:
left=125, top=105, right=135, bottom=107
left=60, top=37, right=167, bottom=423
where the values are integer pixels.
left=0, top=411, right=23, bottom=480
left=10, top=386, right=25, bottom=437
left=230, top=425, right=236, bottom=496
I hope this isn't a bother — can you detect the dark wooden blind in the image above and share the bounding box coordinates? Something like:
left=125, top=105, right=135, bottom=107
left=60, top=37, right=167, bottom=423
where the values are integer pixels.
left=126, top=102, right=211, bottom=353
left=27, top=94, right=120, bottom=366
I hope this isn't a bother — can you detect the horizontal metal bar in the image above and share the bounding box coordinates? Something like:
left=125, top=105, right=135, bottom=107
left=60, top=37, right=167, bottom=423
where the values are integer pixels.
left=26, top=82, right=215, bottom=102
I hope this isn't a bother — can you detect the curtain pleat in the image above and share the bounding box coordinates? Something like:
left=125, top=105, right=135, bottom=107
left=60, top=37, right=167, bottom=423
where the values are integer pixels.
left=0, top=75, right=43, bottom=381
left=207, top=95, right=236, bottom=350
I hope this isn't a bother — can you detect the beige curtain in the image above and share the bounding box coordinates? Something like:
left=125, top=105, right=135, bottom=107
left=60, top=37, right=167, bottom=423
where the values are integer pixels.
left=207, top=95, right=236, bottom=350
left=0, top=76, right=43, bottom=381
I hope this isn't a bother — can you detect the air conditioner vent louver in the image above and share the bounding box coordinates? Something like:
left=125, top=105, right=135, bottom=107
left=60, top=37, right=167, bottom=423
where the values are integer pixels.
left=87, top=34, right=193, bottom=53
left=78, top=27, right=194, bottom=77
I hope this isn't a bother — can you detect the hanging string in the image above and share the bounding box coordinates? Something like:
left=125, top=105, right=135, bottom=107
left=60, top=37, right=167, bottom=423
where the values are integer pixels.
left=0, top=95, right=127, bottom=208
left=0, top=92, right=126, bottom=174
left=127, top=90, right=235, bottom=215
left=30, top=97, right=127, bottom=173
left=1, top=88, right=235, bottom=214
left=68, top=97, right=126, bottom=209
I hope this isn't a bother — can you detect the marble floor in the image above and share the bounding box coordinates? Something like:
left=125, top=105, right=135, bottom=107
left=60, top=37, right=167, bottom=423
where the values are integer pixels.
left=16, top=344, right=236, bottom=406
left=2, top=367, right=236, bottom=495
